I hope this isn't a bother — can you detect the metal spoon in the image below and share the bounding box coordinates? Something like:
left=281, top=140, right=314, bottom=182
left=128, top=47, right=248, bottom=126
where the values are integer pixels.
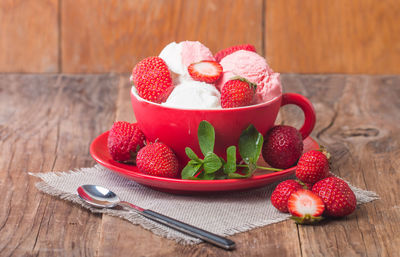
left=77, top=184, right=236, bottom=250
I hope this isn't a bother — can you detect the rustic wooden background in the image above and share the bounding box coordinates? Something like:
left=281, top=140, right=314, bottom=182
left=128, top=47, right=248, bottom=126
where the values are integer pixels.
left=1, top=0, right=399, bottom=74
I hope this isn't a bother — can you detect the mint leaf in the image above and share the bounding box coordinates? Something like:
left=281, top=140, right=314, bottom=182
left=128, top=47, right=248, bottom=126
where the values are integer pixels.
left=214, top=174, right=228, bottom=180
left=228, top=173, right=248, bottom=179
left=228, top=168, right=251, bottom=179
left=181, top=161, right=202, bottom=179
left=239, top=124, right=264, bottom=165
left=185, top=147, right=202, bottom=162
left=198, top=121, right=215, bottom=156
left=203, top=152, right=222, bottom=174
left=223, top=146, right=237, bottom=174
left=197, top=171, right=215, bottom=180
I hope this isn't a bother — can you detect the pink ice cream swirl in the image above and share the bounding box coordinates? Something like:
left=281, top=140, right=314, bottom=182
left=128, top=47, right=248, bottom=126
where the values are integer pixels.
left=216, top=50, right=282, bottom=104
left=180, top=41, right=215, bottom=71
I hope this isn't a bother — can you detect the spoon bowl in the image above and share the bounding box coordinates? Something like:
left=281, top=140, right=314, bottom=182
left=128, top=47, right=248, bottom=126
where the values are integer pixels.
left=77, top=184, right=120, bottom=208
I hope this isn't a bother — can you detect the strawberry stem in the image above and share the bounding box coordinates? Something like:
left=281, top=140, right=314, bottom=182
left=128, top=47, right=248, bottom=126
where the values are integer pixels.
left=236, top=164, right=282, bottom=172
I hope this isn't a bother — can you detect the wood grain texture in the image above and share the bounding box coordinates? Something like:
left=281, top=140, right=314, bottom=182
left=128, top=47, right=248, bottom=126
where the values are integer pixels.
left=0, top=0, right=59, bottom=72
left=1, top=74, right=399, bottom=256
left=266, top=0, right=400, bottom=74
left=0, top=74, right=119, bottom=256
left=282, top=75, right=400, bottom=257
left=174, top=0, right=264, bottom=56
left=61, top=0, right=263, bottom=73
left=1, top=0, right=400, bottom=74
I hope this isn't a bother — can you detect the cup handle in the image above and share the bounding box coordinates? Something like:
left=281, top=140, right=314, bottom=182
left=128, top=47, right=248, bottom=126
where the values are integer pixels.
left=280, top=93, right=316, bottom=139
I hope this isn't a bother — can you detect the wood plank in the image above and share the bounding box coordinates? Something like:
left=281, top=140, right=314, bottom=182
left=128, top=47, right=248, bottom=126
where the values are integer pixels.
left=174, top=0, right=264, bottom=56
left=282, top=75, right=400, bottom=256
left=0, top=75, right=119, bottom=256
left=0, top=0, right=59, bottom=72
left=61, top=0, right=263, bottom=73
left=265, top=0, right=400, bottom=74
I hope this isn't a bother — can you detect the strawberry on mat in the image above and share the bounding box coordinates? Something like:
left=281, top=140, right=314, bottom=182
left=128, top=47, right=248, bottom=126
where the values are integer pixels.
left=296, top=150, right=330, bottom=184
left=312, top=177, right=356, bottom=217
left=271, top=180, right=304, bottom=213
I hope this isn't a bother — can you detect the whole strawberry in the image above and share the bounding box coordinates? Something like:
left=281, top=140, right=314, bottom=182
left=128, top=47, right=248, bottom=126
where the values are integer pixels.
left=214, top=44, right=256, bottom=62
left=136, top=142, right=179, bottom=178
left=131, top=56, right=173, bottom=103
left=262, top=125, right=304, bottom=169
left=312, top=177, right=356, bottom=217
left=107, top=121, right=146, bottom=162
left=296, top=150, right=330, bottom=184
left=221, top=77, right=256, bottom=108
left=288, top=189, right=325, bottom=224
left=271, top=180, right=303, bottom=212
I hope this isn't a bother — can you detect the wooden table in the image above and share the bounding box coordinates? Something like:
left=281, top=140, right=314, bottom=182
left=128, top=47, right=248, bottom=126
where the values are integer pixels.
left=1, top=74, right=399, bottom=256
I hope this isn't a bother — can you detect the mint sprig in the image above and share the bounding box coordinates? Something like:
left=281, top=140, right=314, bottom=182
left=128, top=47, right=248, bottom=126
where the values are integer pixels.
left=181, top=121, right=282, bottom=180
left=223, top=146, right=237, bottom=174
left=198, top=120, right=215, bottom=156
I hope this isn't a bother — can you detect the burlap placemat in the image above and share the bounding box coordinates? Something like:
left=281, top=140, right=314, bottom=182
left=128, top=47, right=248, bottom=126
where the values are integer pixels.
left=30, top=165, right=378, bottom=245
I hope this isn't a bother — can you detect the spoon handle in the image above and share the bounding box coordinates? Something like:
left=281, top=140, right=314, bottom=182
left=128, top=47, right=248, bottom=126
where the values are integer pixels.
left=140, top=209, right=236, bottom=250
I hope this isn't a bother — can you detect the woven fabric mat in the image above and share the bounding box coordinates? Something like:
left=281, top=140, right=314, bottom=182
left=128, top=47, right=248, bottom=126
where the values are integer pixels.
left=30, top=165, right=378, bottom=245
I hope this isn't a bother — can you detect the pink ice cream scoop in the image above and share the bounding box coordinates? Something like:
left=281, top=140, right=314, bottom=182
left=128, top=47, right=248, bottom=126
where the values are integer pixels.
left=181, top=41, right=215, bottom=70
left=216, top=50, right=282, bottom=104
left=159, top=41, right=215, bottom=77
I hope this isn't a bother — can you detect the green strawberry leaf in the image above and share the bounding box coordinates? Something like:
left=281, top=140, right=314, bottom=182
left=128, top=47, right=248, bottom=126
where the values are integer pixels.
left=203, top=152, right=222, bottom=174
left=239, top=124, right=264, bottom=165
left=229, top=76, right=257, bottom=91
left=185, top=147, right=202, bottom=162
left=198, top=121, right=215, bottom=156
left=223, top=146, right=237, bottom=174
left=181, top=160, right=202, bottom=179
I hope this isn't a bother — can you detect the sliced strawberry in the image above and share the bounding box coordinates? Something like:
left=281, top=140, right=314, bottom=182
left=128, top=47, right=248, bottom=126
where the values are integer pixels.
left=288, top=189, right=325, bottom=224
left=214, top=44, right=256, bottom=62
left=187, top=60, right=223, bottom=83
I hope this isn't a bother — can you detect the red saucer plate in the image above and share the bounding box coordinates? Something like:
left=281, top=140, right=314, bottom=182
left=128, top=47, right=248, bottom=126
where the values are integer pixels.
left=90, top=131, right=319, bottom=194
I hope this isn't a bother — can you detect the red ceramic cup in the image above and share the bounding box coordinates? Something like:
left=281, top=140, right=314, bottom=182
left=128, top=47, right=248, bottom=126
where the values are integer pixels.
left=131, top=89, right=316, bottom=166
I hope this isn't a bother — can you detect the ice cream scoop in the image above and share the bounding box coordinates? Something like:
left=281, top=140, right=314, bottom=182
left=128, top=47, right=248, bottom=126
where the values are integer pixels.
left=217, top=50, right=282, bottom=104
left=162, top=80, right=221, bottom=109
left=159, top=41, right=215, bottom=78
